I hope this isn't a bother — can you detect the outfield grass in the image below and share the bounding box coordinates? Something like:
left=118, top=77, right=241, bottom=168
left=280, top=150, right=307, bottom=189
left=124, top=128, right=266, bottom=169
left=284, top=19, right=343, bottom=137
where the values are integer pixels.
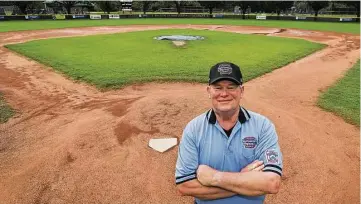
left=0, top=18, right=359, bottom=34
left=6, top=29, right=324, bottom=89
left=0, top=93, right=15, bottom=123
left=318, top=60, right=360, bottom=126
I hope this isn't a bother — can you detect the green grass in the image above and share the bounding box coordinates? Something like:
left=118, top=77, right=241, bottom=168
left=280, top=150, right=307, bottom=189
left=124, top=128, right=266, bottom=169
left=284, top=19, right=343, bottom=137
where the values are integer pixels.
left=0, top=18, right=359, bottom=34
left=6, top=29, right=325, bottom=89
left=318, top=60, right=360, bottom=126
left=0, top=93, right=15, bottom=123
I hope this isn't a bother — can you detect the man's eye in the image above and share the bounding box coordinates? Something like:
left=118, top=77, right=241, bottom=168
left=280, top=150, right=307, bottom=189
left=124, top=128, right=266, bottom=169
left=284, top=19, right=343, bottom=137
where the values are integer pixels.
left=214, top=87, right=222, bottom=90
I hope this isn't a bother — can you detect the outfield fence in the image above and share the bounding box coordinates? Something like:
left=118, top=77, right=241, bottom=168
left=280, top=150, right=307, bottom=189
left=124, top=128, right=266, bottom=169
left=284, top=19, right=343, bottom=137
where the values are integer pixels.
left=0, top=13, right=358, bottom=22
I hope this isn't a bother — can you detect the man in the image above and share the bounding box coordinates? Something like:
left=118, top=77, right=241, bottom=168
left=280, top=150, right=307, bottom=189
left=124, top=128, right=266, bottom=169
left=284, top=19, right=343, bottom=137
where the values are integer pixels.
left=175, top=62, right=283, bottom=204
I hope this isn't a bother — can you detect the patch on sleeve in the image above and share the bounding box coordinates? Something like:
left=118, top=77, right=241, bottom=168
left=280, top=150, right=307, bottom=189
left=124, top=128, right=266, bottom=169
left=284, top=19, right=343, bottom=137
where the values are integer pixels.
left=242, top=136, right=257, bottom=148
left=266, top=149, right=279, bottom=164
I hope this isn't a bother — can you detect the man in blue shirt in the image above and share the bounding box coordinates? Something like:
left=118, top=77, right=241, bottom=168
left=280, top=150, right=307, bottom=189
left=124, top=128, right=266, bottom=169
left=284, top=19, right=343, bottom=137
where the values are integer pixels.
left=175, top=62, right=283, bottom=204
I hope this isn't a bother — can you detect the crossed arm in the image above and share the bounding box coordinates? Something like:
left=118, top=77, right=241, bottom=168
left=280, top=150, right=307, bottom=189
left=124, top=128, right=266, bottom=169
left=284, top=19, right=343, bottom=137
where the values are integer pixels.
left=176, top=179, right=236, bottom=200
left=176, top=161, right=281, bottom=200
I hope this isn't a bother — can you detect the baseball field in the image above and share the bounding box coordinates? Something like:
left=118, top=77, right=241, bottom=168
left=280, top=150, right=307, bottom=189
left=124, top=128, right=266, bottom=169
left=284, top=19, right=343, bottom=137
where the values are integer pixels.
left=5, top=29, right=324, bottom=88
left=0, top=19, right=359, bottom=204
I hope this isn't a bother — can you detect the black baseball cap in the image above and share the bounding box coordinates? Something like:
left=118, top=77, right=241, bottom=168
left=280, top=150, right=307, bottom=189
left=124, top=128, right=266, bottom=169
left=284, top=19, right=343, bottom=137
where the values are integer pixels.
left=208, top=62, right=243, bottom=85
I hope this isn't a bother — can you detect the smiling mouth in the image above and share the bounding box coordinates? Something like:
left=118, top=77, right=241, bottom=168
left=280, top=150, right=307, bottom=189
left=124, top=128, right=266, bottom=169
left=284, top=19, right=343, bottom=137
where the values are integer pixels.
left=218, top=100, right=232, bottom=103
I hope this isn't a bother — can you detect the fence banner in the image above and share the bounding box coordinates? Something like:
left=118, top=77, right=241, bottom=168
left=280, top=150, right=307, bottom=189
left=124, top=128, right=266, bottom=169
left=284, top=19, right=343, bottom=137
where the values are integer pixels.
left=90, top=15, right=101, bottom=20
left=295, top=16, right=307, bottom=20
left=256, top=15, right=266, bottom=20
left=109, top=14, right=120, bottom=19
left=213, top=14, right=224, bottom=18
left=72, top=15, right=86, bottom=19
left=54, top=14, right=66, bottom=20
left=25, top=15, right=40, bottom=20
left=339, top=18, right=353, bottom=22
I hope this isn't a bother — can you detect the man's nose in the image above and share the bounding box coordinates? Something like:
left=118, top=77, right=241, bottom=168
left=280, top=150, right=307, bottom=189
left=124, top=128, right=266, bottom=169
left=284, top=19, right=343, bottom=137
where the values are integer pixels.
left=220, top=89, right=229, bottom=96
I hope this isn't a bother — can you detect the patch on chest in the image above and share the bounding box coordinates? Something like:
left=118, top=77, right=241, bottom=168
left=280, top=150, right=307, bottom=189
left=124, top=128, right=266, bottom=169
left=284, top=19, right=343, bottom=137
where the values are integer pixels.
left=266, top=149, right=279, bottom=164
left=242, top=136, right=257, bottom=148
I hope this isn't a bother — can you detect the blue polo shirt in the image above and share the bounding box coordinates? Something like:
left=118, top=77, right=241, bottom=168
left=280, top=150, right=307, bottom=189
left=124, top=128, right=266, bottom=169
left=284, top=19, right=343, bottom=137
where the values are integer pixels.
left=175, top=107, right=283, bottom=204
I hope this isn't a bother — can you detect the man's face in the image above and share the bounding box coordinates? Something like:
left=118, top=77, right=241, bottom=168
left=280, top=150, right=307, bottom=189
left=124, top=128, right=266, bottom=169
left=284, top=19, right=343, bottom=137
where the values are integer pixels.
left=207, top=80, right=243, bottom=113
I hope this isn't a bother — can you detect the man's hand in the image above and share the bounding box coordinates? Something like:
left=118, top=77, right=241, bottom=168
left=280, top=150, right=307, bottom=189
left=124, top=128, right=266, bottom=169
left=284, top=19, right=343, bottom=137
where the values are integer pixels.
left=197, top=165, right=218, bottom=186
left=240, top=160, right=264, bottom=173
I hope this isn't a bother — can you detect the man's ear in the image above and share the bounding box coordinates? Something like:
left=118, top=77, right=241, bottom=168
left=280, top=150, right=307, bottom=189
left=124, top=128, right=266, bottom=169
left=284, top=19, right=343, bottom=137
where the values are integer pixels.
left=240, top=85, right=245, bottom=97
left=207, top=86, right=211, bottom=98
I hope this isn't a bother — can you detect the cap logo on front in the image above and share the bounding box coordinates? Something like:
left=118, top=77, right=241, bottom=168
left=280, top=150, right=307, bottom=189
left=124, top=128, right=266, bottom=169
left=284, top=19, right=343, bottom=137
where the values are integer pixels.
left=217, top=64, right=232, bottom=75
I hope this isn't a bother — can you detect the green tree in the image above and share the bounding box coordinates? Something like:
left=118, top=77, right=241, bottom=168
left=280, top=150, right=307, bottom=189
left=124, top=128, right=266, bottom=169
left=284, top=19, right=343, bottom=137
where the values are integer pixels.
left=45, top=1, right=64, bottom=14
left=293, top=1, right=311, bottom=14
left=234, top=1, right=259, bottom=19
left=141, top=1, right=153, bottom=14
left=75, top=1, right=95, bottom=13
left=307, top=1, right=329, bottom=17
left=342, top=1, right=360, bottom=18
left=266, top=1, right=294, bottom=16
left=54, top=1, right=79, bottom=14
left=97, top=1, right=113, bottom=14
left=199, top=1, right=224, bottom=14
left=174, top=1, right=182, bottom=14
left=147, top=1, right=173, bottom=12
left=0, top=1, right=13, bottom=6
left=13, top=1, right=33, bottom=14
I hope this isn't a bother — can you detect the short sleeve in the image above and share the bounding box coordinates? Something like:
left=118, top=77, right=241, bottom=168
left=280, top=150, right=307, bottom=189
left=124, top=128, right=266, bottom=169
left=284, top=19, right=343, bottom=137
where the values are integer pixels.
left=175, top=125, right=199, bottom=185
left=255, top=119, right=283, bottom=176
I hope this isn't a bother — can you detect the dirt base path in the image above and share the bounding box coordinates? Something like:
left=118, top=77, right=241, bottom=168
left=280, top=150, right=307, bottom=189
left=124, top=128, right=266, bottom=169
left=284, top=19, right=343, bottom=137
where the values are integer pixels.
left=0, top=25, right=359, bottom=204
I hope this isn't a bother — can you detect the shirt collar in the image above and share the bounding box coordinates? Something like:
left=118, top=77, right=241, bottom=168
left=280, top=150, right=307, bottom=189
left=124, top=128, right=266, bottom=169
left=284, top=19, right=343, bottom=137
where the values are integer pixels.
left=207, top=106, right=251, bottom=124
